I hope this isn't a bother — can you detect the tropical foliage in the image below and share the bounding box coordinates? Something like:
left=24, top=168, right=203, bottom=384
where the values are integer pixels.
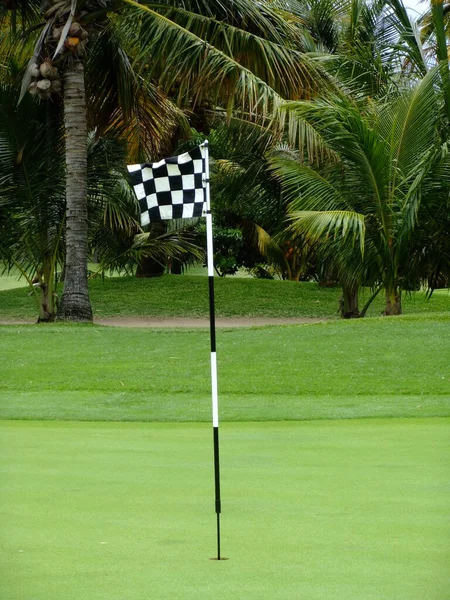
left=271, top=69, right=450, bottom=315
left=1, top=0, right=449, bottom=321
left=265, top=0, right=450, bottom=316
left=0, top=71, right=201, bottom=321
left=1, top=0, right=323, bottom=321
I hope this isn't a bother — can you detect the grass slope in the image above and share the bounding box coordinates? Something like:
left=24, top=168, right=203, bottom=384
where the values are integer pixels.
left=0, top=275, right=449, bottom=320
left=1, top=419, right=449, bottom=600
left=1, top=315, right=449, bottom=422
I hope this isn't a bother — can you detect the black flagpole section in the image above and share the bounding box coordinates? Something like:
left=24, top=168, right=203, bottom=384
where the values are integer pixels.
left=204, top=141, right=222, bottom=560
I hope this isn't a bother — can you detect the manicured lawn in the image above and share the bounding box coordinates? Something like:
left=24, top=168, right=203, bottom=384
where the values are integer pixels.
left=1, top=274, right=449, bottom=320
left=0, top=274, right=28, bottom=291
left=1, top=418, right=449, bottom=600
left=1, top=282, right=449, bottom=599
left=1, top=316, right=449, bottom=421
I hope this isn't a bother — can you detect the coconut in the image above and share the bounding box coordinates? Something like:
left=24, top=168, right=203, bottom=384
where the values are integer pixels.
left=28, top=63, right=40, bottom=78
left=76, top=40, right=87, bottom=56
left=65, top=37, right=80, bottom=50
left=36, top=79, right=52, bottom=91
left=40, top=61, right=59, bottom=80
left=69, top=22, right=82, bottom=37
left=28, top=81, right=38, bottom=95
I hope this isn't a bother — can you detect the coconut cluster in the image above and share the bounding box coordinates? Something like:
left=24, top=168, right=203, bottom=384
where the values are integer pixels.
left=52, top=21, right=89, bottom=57
left=28, top=59, right=61, bottom=100
left=27, top=21, right=88, bottom=100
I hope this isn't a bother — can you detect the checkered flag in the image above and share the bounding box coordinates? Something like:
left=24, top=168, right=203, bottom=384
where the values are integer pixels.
left=127, top=145, right=206, bottom=226
left=129, top=139, right=223, bottom=559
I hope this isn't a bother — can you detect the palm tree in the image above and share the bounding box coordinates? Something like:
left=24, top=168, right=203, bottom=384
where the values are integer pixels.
left=270, top=69, right=450, bottom=315
left=0, top=84, right=204, bottom=321
left=2, top=0, right=323, bottom=321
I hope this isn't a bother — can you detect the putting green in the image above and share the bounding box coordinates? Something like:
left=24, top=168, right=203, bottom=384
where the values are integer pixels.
left=1, top=418, right=449, bottom=600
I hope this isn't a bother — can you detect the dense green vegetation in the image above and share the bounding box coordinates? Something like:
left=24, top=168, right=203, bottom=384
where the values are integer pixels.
left=271, top=70, right=450, bottom=315
left=1, top=0, right=323, bottom=321
left=2, top=0, right=449, bottom=322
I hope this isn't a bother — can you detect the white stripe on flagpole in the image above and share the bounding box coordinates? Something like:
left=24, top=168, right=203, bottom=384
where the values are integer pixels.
left=204, top=141, right=219, bottom=427
left=203, top=143, right=215, bottom=278
left=206, top=213, right=214, bottom=278
left=211, top=352, right=219, bottom=427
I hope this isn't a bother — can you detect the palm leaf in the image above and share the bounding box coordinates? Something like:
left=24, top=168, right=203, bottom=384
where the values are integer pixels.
left=120, top=0, right=325, bottom=127
left=86, top=26, right=185, bottom=161
left=287, top=210, right=366, bottom=255
left=269, top=153, right=359, bottom=214
left=52, top=0, right=76, bottom=58
left=139, top=0, right=305, bottom=44
left=155, top=7, right=319, bottom=98
left=382, top=67, right=439, bottom=183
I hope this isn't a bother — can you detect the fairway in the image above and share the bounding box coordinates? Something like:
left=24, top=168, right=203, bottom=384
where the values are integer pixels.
left=1, top=313, right=449, bottom=598
left=1, top=317, right=450, bottom=422
left=1, top=419, right=449, bottom=600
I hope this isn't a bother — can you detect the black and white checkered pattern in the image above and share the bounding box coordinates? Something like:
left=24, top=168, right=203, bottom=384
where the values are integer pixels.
left=127, top=146, right=206, bottom=226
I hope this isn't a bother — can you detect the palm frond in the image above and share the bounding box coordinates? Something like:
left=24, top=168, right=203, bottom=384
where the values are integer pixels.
left=287, top=210, right=366, bottom=255
left=383, top=67, right=439, bottom=181
left=269, top=153, right=356, bottom=213
left=141, top=5, right=318, bottom=94
left=385, top=0, right=428, bottom=75
left=121, top=0, right=325, bottom=127
left=139, top=0, right=305, bottom=44
left=86, top=26, right=185, bottom=161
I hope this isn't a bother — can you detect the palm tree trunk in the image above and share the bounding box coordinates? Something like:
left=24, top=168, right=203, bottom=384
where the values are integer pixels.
left=384, top=285, right=402, bottom=315
left=340, top=283, right=360, bottom=318
left=37, top=255, right=56, bottom=322
left=57, top=60, right=92, bottom=322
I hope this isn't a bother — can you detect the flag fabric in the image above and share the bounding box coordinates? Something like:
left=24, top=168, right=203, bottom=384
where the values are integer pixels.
left=127, top=146, right=206, bottom=226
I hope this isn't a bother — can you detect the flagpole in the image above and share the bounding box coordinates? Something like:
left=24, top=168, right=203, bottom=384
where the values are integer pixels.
left=203, top=140, right=222, bottom=560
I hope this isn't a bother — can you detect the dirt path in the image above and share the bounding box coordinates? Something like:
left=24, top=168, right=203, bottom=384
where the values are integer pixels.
left=96, top=316, right=326, bottom=328
left=0, top=316, right=326, bottom=328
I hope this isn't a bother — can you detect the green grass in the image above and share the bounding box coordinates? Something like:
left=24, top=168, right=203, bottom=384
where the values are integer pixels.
left=2, top=275, right=449, bottom=599
left=1, top=418, right=449, bottom=600
left=1, top=315, right=449, bottom=422
left=0, top=274, right=27, bottom=291
left=0, top=274, right=449, bottom=320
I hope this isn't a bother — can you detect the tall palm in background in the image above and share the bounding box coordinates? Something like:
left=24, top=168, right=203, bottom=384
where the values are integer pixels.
left=0, top=73, right=203, bottom=321
left=270, top=69, right=450, bottom=315
left=1, top=0, right=323, bottom=321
